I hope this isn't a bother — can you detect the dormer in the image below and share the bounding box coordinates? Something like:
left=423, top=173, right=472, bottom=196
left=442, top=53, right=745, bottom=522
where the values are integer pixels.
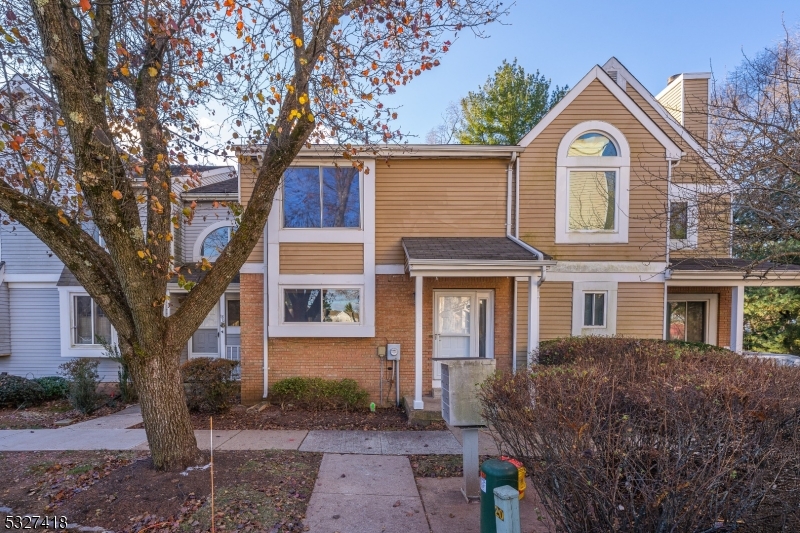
left=655, top=72, right=711, bottom=144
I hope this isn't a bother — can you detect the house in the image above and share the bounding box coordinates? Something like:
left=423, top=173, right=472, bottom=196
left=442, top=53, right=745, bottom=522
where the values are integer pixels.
left=0, top=73, right=239, bottom=378
left=230, top=58, right=800, bottom=409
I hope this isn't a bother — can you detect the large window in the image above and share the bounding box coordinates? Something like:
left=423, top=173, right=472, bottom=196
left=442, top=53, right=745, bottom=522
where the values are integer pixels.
left=556, top=122, right=630, bottom=244
left=73, top=295, right=112, bottom=345
left=283, top=288, right=360, bottom=323
left=283, top=166, right=360, bottom=228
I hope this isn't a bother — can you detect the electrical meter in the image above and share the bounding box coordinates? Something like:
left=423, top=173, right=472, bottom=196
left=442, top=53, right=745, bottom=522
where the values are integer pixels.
left=387, top=344, right=401, bottom=361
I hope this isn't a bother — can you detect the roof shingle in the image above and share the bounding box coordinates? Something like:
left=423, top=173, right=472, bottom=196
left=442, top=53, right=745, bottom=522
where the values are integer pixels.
left=402, top=237, right=549, bottom=262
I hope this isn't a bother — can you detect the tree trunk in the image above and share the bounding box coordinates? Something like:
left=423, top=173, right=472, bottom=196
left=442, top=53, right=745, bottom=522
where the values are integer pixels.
left=128, top=345, right=200, bottom=470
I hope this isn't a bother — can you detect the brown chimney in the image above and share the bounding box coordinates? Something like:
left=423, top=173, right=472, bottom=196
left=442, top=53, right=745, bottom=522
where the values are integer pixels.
left=656, top=72, right=711, bottom=144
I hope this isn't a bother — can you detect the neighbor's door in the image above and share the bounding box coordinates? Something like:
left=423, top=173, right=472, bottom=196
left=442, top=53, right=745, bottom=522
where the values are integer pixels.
left=190, top=302, right=220, bottom=358
left=433, top=291, right=494, bottom=389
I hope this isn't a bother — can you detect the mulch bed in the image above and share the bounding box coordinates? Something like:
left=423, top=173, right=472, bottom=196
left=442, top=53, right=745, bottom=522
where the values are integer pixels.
left=0, top=399, right=133, bottom=430
left=185, top=404, right=447, bottom=431
left=0, top=449, right=321, bottom=532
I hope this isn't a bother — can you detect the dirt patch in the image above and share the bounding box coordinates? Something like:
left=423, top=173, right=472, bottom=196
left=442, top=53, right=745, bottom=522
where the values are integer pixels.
left=410, top=454, right=494, bottom=478
left=135, top=404, right=446, bottom=431
left=0, top=399, right=133, bottom=429
left=0, top=450, right=321, bottom=532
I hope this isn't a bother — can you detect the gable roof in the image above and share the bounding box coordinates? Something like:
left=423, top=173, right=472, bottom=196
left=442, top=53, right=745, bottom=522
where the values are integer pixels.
left=517, top=65, right=683, bottom=160
left=601, top=57, right=719, bottom=172
left=188, top=177, right=238, bottom=195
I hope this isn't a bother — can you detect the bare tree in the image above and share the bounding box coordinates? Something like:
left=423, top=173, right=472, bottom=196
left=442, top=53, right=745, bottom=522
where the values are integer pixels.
left=0, top=0, right=507, bottom=470
left=426, top=101, right=463, bottom=144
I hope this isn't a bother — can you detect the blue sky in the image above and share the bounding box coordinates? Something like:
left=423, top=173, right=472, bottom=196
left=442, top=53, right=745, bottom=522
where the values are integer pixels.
left=383, top=0, right=800, bottom=142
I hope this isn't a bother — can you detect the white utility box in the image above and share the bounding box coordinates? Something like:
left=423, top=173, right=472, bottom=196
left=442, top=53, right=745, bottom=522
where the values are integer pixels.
left=440, top=358, right=496, bottom=427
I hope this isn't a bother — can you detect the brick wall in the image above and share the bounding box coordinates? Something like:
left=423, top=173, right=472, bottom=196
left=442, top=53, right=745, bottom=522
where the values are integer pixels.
left=239, top=274, right=514, bottom=405
left=668, top=286, right=732, bottom=348
left=240, top=273, right=264, bottom=404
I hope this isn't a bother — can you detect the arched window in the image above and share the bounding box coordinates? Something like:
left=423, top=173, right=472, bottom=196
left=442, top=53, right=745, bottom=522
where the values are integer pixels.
left=200, top=226, right=232, bottom=261
left=556, top=121, right=630, bottom=244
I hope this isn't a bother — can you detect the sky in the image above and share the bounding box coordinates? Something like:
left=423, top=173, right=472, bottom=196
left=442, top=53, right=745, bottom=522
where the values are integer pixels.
left=381, top=0, right=800, bottom=142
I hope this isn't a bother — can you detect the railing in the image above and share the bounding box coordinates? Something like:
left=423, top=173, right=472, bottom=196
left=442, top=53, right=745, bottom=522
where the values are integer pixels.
left=226, top=345, right=241, bottom=380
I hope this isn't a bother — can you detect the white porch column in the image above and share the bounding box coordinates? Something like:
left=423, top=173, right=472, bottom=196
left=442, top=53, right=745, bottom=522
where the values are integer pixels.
left=730, top=284, right=745, bottom=353
left=526, top=274, right=540, bottom=367
left=414, top=275, right=424, bottom=410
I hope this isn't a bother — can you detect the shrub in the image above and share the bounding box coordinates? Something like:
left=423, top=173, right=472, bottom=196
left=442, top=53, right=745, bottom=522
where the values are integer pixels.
left=59, top=359, right=102, bottom=414
left=104, top=344, right=137, bottom=403
left=270, top=377, right=369, bottom=411
left=481, top=337, right=800, bottom=533
left=181, top=358, right=240, bottom=413
left=33, top=376, right=70, bottom=402
left=0, top=375, right=45, bottom=407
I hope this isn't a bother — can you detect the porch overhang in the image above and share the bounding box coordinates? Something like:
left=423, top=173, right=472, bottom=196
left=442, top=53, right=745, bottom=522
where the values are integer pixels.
left=666, top=258, right=800, bottom=287
left=402, top=236, right=555, bottom=277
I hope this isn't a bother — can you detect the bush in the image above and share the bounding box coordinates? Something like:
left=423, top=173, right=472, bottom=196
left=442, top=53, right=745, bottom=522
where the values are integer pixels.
left=104, top=344, right=137, bottom=403
left=0, top=375, right=45, bottom=407
left=181, top=358, right=239, bottom=413
left=481, top=337, right=800, bottom=533
left=59, top=359, right=102, bottom=415
left=33, top=376, right=70, bottom=402
left=270, top=377, right=369, bottom=411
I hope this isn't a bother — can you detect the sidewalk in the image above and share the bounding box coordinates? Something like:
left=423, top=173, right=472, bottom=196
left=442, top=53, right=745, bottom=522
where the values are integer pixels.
left=0, top=406, right=464, bottom=454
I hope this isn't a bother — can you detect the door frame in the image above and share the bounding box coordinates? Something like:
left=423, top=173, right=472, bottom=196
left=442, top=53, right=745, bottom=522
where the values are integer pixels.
left=666, top=293, right=718, bottom=346
left=432, top=290, right=494, bottom=388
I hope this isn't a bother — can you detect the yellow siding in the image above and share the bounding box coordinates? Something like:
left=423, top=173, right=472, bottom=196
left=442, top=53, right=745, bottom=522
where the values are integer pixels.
left=517, top=281, right=574, bottom=354
left=656, top=81, right=683, bottom=123
left=279, top=243, right=364, bottom=274
left=238, top=158, right=264, bottom=263
left=683, top=78, right=709, bottom=143
left=616, top=282, right=664, bottom=338
left=625, top=85, right=730, bottom=258
left=518, top=79, right=669, bottom=261
left=375, top=158, right=508, bottom=265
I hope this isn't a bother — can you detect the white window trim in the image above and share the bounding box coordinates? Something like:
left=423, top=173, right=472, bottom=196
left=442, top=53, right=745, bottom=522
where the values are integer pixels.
left=666, top=293, right=718, bottom=346
left=572, top=281, right=618, bottom=336
left=582, top=291, right=608, bottom=328
left=267, top=159, right=376, bottom=338
left=556, top=121, right=630, bottom=244
left=193, top=221, right=235, bottom=262
left=58, top=287, right=117, bottom=358
left=668, top=184, right=699, bottom=250
left=280, top=163, right=365, bottom=232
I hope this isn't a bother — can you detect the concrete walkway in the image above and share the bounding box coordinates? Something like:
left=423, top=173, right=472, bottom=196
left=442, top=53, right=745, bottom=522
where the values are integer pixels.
left=305, top=454, right=429, bottom=533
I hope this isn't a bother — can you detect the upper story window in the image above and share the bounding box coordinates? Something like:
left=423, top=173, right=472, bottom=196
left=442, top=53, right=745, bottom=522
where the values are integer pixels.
left=283, top=166, right=361, bottom=229
left=201, top=226, right=232, bottom=261
left=556, top=122, right=630, bottom=244
left=669, top=201, right=689, bottom=240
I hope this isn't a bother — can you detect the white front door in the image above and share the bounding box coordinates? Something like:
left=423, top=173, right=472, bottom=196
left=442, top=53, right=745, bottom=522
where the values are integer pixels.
left=190, top=302, right=220, bottom=358
left=433, top=291, right=494, bottom=389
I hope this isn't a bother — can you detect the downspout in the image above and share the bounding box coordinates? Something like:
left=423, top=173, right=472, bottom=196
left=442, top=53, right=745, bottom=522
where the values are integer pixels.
left=508, top=151, right=517, bottom=371
left=263, top=233, right=270, bottom=399
left=515, top=156, right=520, bottom=239
left=664, top=158, right=678, bottom=340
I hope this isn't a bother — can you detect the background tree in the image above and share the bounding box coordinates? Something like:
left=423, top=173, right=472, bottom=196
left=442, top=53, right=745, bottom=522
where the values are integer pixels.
left=452, top=58, right=567, bottom=145
left=0, top=0, right=507, bottom=470
left=744, top=287, right=800, bottom=354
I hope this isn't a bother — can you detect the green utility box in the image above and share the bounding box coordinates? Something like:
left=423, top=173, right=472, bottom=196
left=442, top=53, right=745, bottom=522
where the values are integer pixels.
left=480, top=459, right=519, bottom=533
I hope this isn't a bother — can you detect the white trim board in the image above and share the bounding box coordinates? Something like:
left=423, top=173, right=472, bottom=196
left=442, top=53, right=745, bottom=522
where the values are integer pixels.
left=518, top=65, right=682, bottom=160
left=376, top=264, right=405, bottom=275
left=239, top=263, right=265, bottom=274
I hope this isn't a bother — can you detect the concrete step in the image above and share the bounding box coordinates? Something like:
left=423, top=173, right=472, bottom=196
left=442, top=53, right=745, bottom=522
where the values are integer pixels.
left=402, top=395, right=444, bottom=426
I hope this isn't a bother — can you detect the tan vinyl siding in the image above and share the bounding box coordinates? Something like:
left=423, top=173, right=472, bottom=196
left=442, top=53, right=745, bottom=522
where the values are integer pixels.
left=375, top=158, right=508, bottom=265
left=238, top=157, right=264, bottom=263
left=682, top=78, right=709, bottom=143
left=625, top=85, right=730, bottom=258
left=279, top=243, right=364, bottom=274
left=517, top=281, right=575, bottom=356
left=518, top=79, right=668, bottom=261
left=656, top=81, right=683, bottom=123
left=616, top=282, right=664, bottom=338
